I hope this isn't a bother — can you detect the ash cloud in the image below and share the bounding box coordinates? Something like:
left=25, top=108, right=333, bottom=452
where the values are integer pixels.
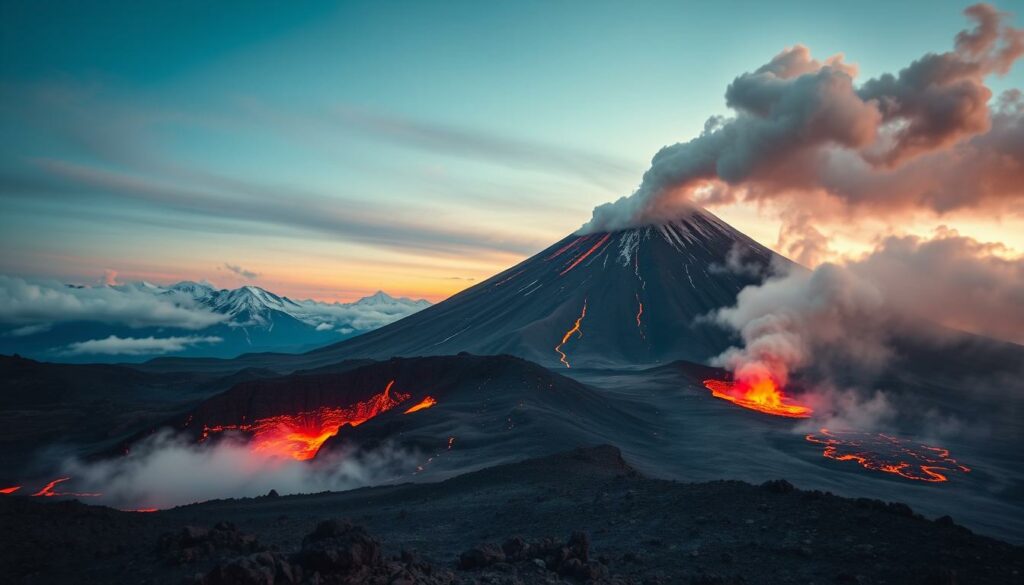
left=59, top=430, right=417, bottom=510
left=581, top=3, right=1024, bottom=234
left=708, top=229, right=1024, bottom=429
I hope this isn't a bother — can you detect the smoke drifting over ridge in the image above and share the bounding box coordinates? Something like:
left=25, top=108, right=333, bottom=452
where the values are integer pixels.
left=581, top=3, right=1024, bottom=235
left=709, top=228, right=1024, bottom=430
left=59, top=431, right=416, bottom=510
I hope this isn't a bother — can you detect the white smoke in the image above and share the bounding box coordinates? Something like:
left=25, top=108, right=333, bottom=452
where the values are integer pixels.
left=59, top=430, right=418, bottom=510
left=580, top=4, right=1024, bottom=234
left=708, top=228, right=1024, bottom=431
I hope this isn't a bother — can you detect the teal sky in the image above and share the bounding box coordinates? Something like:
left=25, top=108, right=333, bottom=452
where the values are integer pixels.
left=1, top=1, right=1020, bottom=301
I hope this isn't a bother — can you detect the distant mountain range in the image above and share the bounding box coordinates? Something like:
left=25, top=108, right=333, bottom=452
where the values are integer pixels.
left=0, top=279, right=430, bottom=363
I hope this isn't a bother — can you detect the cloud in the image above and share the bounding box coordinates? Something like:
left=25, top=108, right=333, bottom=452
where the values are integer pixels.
left=62, top=334, right=222, bottom=356
left=581, top=3, right=1024, bottom=234
left=707, top=228, right=1024, bottom=429
left=6, top=158, right=541, bottom=257
left=0, top=275, right=225, bottom=329
left=101, top=269, right=119, bottom=286
left=223, top=263, right=260, bottom=279
left=331, top=106, right=636, bottom=191
left=293, top=293, right=431, bottom=332
left=58, top=430, right=417, bottom=510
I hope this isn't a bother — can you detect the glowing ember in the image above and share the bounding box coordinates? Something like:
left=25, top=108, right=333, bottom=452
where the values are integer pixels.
left=31, top=477, right=101, bottom=498
left=201, top=380, right=411, bottom=461
left=806, top=428, right=971, bottom=482
left=0, top=486, right=20, bottom=494
left=447, top=436, right=456, bottom=449
left=559, top=233, right=611, bottom=275
left=703, top=378, right=812, bottom=418
left=403, top=396, right=437, bottom=414
left=555, top=299, right=588, bottom=368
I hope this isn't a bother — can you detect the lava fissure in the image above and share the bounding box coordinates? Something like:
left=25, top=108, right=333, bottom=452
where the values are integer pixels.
left=559, top=234, right=611, bottom=275
left=403, top=396, right=437, bottom=414
left=200, top=380, right=411, bottom=460
left=555, top=300, right=588, bottom=368
left=546, top=236, right=587, bottom=260
left=805, top=428, right=971, bottom=482
left=635, top=292, right=645, bottom=339
left=31, top=477, right=101, bottom=498
left=703, top=378, right=812, bottom=418
left=0, top=486, right=20, bottom=494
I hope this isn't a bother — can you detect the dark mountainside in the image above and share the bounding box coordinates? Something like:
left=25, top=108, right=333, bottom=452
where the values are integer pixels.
left=2, top=446, right=1021, bottom=585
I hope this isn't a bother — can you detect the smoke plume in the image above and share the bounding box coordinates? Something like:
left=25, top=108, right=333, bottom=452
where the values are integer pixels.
left=709, top=228, right=1024, bottom=429
left=59, top=430, right=417, bottom=510
left=581, top=3, right=1024, bottom=234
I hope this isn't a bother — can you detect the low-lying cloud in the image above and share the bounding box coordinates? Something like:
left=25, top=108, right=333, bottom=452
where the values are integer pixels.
left=60, top=430, right=417, bottom=510
left=582, top=3, right=1024, bottom=235
left=62, top=334, right=222, bottom=356
left=0, top=275, right=225, bottom=330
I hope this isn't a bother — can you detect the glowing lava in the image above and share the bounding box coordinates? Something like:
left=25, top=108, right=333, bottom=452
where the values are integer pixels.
left=31, top=477, right=101, bottom=498
left=0, top=486, right=20, bottom=494
left=703, top=378, right=812, bottom=418
left=546, top=236, right=586, bottom=260
left=806, top=428, right=971, bottom=482
left=403, top=396, right=437, bottom=414
left=559, top=234, right=611, bottom=275
left=555, top=299, right=588, bottom=368
left=201, top=380, right=411, bottom=461
left=635, top=293, right=645, bottom=339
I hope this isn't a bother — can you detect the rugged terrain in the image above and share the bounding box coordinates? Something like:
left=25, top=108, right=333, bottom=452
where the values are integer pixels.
left=2, top=446, right=1020, bottom=585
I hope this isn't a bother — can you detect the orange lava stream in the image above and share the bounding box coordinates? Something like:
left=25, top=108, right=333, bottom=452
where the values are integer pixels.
left=128, top=508, right=159, bottom=513
left=703, top=378, right=812, bottom=418
left=559, top=234, right=611, bottom=275
left=546, top=236, right=586, bottom=260
left=31, top=477, right=101, bottom=498
left=403, top=396, right=437, bottom=414
left=201, top=380, right=411, bottom=461
left=806, top=428, right=971, bottom=482
left=0, top=486, right=20, bottom=494
left=635, top=293, right=645, bottom=339
left=555, top=300, right=588, bottom=368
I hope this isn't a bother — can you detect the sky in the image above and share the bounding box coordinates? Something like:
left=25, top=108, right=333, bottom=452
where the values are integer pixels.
left=1, top=0, right=1021, bottom=302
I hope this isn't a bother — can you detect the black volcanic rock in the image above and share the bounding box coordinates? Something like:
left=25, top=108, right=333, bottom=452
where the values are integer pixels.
left=176, top=354, right=645, bottom=466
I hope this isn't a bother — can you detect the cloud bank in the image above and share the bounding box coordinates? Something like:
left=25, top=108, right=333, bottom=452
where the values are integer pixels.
left=62, top=335, right=222, bottom=356
left=0, top=275, right=225, bottom=330
left=61, top=430, right=416, bottom=510
left=582, top=3, right=1024, bottom=236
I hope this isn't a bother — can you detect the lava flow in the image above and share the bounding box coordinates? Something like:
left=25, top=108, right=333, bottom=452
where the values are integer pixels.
left=635, top=292, right=645, bottom=339
left=0, top=485, right=20, bottom=494
left=703, top=378, right=812, bottom=418
left=403, top=396, right=437, bottom=414
left=201, top=380, right=411, bottom=461
left=31, top=477, right=101, bottom=498
left=555, top=299, right=588, bottom=368
left=559, top=233, right=610, bottom=275
left=806, top=428, right=971, bottom=482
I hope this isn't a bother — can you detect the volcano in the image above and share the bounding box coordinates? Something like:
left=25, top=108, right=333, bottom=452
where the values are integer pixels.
left=304, top=207, right=783, bottom=368
left=141, top=208, right=782, bottom=375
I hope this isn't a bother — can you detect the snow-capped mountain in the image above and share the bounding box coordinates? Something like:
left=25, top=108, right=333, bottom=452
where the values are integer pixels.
left=0, top=279, right=431, bottom=363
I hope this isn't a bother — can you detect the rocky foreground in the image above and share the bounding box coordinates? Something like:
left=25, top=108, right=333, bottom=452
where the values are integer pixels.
left=1, top=446, right=1021, bottom=584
